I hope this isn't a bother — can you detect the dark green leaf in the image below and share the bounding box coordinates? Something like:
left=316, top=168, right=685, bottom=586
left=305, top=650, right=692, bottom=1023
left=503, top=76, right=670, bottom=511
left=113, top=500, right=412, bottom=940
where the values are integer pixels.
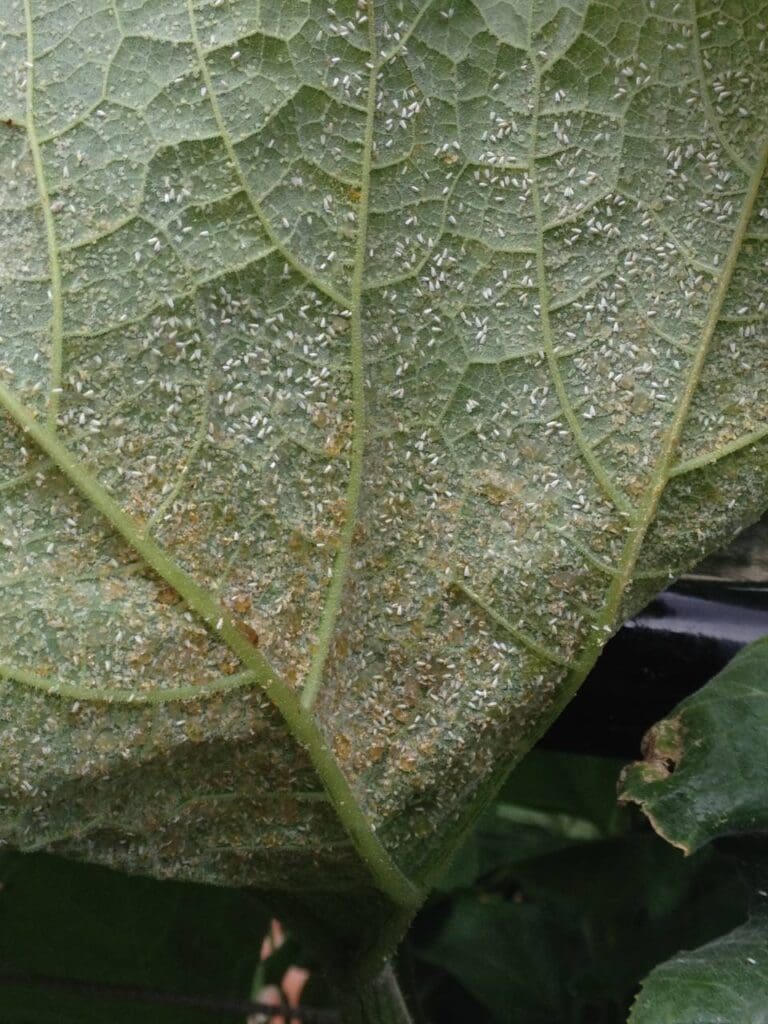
left=619, top=636, right=768, bottom=854
left=497, top=751, right=629, bottom=839
left=413, top=752, right=749, bottom=1024
left=438, top=751, right=628, bottom=891
left=628, top=916, right=768, bottom=1024
left=418, top=894, right=573, bottom=1024
left=0, top=851, right=269, bottom=1024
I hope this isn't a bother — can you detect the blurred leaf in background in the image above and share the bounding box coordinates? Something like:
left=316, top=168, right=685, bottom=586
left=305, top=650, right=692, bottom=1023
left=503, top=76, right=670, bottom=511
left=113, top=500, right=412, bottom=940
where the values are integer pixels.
left=407, top=751, right=750, bottom=1024
left=0, top=851, right=271, bottom=1023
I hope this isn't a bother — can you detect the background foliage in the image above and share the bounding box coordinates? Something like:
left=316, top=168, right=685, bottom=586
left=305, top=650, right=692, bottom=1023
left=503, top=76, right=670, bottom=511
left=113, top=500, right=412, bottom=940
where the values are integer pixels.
left=0, top=745, right=759, bottom=1023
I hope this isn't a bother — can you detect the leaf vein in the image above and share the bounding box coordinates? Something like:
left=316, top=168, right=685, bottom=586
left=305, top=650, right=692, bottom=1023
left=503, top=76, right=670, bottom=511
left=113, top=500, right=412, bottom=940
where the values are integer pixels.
left=300, top=0, right=377, bottom=710
left=0, top=381, right=421, bottom=908
left=184, top=2, right=352, bottom=309
left=22, top=0, right=64, bottom=429
left=529, top=68, right=632, bottom=514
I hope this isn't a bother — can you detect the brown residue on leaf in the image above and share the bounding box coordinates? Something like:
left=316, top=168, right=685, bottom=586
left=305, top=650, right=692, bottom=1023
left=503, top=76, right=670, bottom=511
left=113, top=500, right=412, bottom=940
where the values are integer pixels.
left=103, top=578, right=131, bottom=601
left=230, top=594, right=251, bottom=615
left=128, top=648, right=153, bottom=668
left=156, top=584, right=181, bottom=606
left=395, top=751, right=417, bottom=773
left=619, top=715, right=691, bottom=854
left=625, top=476, right=648, bottom=499
left=333, top=732, right=351, bottom=760
left=333, top=633, right=350, bottom=660
left=323, top=430, right=347, bottom=458
left=475, top=469, right=523, bottom=506
left=368, top=742, right=385, bottom=763
left=235, top=619, right=260, bottom=647
left=181, top=627, right=211, bottom=654
left=639, top=715, right=684, bottom=779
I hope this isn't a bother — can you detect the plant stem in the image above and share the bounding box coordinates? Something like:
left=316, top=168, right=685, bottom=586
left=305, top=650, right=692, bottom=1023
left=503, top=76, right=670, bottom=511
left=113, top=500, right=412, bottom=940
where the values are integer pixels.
left=336, top=963, right=414, bottom=1024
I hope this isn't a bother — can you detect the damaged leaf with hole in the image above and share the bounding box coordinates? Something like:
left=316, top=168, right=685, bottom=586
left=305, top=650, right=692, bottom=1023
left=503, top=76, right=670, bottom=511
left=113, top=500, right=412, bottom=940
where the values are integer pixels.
left=620, top=635, right=768, bottom=854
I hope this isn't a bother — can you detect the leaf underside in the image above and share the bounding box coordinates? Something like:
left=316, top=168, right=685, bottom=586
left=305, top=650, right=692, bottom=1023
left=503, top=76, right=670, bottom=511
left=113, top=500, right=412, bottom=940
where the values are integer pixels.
left=0, top=0, right=766, bottom=908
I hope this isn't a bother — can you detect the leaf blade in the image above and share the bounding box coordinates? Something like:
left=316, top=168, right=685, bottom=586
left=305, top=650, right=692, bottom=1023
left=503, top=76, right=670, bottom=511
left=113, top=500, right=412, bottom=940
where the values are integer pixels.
left=620, top=634, right=768, bottom=854
left=628, top=917, right=768, bottom=1024
left=0, top=0, right=766, bottom=915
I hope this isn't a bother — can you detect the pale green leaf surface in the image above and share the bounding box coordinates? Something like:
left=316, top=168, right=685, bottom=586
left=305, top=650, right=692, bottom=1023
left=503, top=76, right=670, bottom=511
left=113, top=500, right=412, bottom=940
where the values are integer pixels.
left=0, top=0, right=766, bottom=912
left=628, top=916, right=768, bottom=1024
left=620, top=635, right=768, bottom=854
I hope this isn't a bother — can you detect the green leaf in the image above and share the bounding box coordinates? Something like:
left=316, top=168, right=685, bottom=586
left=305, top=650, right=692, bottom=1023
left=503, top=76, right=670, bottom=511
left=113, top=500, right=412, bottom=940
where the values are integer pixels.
left=1, top=0, right=767, bottom=940
left=0, top=850, right=270, bottom=1023
left=418, top=894, right=574, bottom=1023
left=425, top=843, right=750, bottom=1024
left=417, top=752, right=750, bottom=1024
left=497, top=750, right=629, bottom=839
left=619, top=633, right=768, bottom=1019
left=619, top=636, right=768, bottom=854
left=628, top=916, right=768, bottom=1024
left=437, top=751, right=628, bottom=890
